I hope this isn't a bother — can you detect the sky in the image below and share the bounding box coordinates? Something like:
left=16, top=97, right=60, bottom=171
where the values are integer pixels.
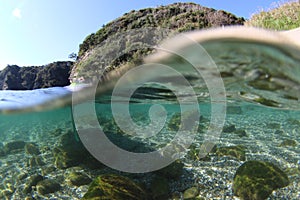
left=0, top=0, right=289, bottom=70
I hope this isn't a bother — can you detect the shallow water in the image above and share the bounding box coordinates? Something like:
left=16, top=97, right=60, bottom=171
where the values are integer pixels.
left=0, top=40, right=300, bottom=199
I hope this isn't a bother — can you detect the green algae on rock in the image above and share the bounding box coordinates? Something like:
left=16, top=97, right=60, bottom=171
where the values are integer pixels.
left=36, top=179, right=61, bottom=195
left=24, top=143, right=40, bottom=155
left=215, top=145, right=246, bottom=161
left=233, top=160, right=289, bottom=200
left=3, top=140, right=26, bottom=154
left=66, top=171, right=92, bottom=187
left=156, top=160, right=184, bottom=180
left=82, top=174, right=147, bottom=200
left=149, top=176, right=170, bottom=200
left=279, top=139, right=297, bottom=147
left=183, top=186, right=200, bottom=199
left=23, top=174, right=43, bottom=194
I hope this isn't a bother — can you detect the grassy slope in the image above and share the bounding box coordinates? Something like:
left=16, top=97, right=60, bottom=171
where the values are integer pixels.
left=246, top=0, right=300, bottom=30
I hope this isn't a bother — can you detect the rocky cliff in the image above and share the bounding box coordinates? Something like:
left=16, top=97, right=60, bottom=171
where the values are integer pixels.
left=70, top=2, right=245, bottom=83
left=0, top=61, right=73, bottom=90
left=2, top=3, right=245, bottom=89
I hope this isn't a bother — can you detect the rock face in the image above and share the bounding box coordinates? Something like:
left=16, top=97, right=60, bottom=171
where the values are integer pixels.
left=0, top=61, right=73, bottom=90
left=70, top=2, right=245, bottom=83
left=233, top=160, right=289, bottom=200
left=82, top=174, right=147, bottom=200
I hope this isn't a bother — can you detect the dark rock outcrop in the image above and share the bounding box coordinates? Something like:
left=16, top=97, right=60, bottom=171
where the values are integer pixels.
left=0, top=61, right=73, bottom=90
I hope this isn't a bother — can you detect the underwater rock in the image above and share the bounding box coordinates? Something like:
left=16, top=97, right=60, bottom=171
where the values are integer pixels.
left=286, top=118, right=300, bottom=126
left=0, top=189, right=13, bottom=199
left=23, top=174, right=43, bottom=194
left=279, top=139, right=297, bottom=147
left=222, top=124, right=236, bottom=133
left=24, top=143, right=40, bottom=155
left=53, top=131, right=102, bottom=169
left=227, top=106, right=243, bottom=114
left=254, top=97, right=279, bottom=107
left=82, top=174, right=147, bottom=200
left=149, top=176, right=170, bottom=200
left=36, top=179, right=61, bottom=195
left=53, top=147, right=80, bottom=169
left=156, top=160, right=184, bottom=179
left=248, top=79, right=284, bottom=92
left=266, top=123, right=281, bottom=129
left=215, top=145, right=246, bottom=161
left=233, top=160, right=289, bottom=200
left=234, top=129, right=247, bottom=137
left=28, top=156, right=45, bottom=167
left=0, top=149, right=5, bottom=157
left=41, top=166, right=56, bottom=176
left=168, top=113, right=181, bottom=131
left=183, top=186, right=199, bottom=199
left=65, top=171, right=92, bottom=187
left=187, top=144, right=211, bottom=161
left=3, top=140, right=26, bottom=154
left=17, top=172, right=28, bottom=180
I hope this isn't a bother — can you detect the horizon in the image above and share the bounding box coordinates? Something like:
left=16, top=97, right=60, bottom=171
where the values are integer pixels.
left=0, top=0, right=291, bottom=70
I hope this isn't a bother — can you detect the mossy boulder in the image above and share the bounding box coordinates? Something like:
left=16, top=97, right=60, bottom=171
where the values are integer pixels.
left=215, top=145, right=246, bottom=161
left=3, top=140, right=26, bottom=154
left=233, top=160, right=289, bottom=200
left=156, top=160, right=184, bottom=179
left=36, top=179, right=61, bottom=195
left=226, top=106, right=242, bottom=114
left=186, top=144, right=211, bottom=161
left=28, top=156, right=45, bottom=167
left=23, top=174, right=43, bottom=194
left=82, top=174, right=147, bottom=200
left=222, top=124, right=236, bottom=133
left=234, top=129, right=247, bottom=137
left=24, top=143, right=40, bottom=155
left=279, top=139, right=297, bottom=147
left=183, top=186, right=199, bottom=199
left=149, top=176, right=170, bottom=200
left=66, top=171, right=92, bottom=187
left=53, top=131, right=104, bottom=169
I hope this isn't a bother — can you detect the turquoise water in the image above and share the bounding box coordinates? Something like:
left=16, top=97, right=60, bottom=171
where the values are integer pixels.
left=0, top=40, right=299, bottom=199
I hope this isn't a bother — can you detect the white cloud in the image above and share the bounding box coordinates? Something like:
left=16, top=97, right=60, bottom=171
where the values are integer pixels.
left=12, top=8, right=22, bottom=19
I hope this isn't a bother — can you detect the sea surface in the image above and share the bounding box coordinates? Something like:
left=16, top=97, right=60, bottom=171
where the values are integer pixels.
left=0, top=40, right=299, bottom=199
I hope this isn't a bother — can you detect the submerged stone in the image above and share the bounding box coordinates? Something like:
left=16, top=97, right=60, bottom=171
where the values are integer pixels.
left=82, top=174, right=147, bottom=200
left=234, top=129, right=247, bottom=137
left=227, top=106, right=243, bottom=114
left=222, top=124, right=236, bottom=133
left=3, top=140, right=26, bottom=154
left=23, top=174, right=43, bottom=194
left=24, top=143, right=40, bottom=155
left=279, top=139, right=297, bottom=147
left=66, top=171, right=92, bottom=186
left=215, top=145, right=246, bottom=161
left=149, top=176, right=170, bottom=200
left=28, top=156, right=45, bottom=167
left=36, top=179, right=61, bottom=195
left=233, top=160, right=289, bottom=200
left=183, top=186, right=199, bottom=199
left=156, top=160, right=184, bottom=179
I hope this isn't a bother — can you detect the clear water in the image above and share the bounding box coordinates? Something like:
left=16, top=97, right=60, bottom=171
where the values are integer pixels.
left=0, top=41, right=299, bottom=199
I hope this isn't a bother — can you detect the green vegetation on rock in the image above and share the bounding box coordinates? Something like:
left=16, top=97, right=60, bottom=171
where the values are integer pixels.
left=149, top=176, right=170, bottom=200
left=215, top=145, right=246, bottom=161
left=279, top=139, right=297, bottom=147
left=82, top=174, right=147, bottom=200
left=233, top=160, right=289, bottom=200
left=66, top=171, right=92, bottom=187
left=70, top=3, right=244, bottom=83
left=246, top=0, right=300, bottom=30
left=36, top=179, right=61, bottom=195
